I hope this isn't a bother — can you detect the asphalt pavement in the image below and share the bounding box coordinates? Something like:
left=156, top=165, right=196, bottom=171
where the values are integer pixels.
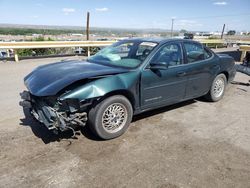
left=0, top=56, right=250, bottom=188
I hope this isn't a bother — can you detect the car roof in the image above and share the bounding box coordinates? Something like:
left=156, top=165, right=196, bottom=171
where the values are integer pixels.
left=120, top=38, right=200, bottom=45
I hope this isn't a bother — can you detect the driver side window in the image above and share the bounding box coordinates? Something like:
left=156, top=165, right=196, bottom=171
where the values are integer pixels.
left=151, top=43, right=183, bottom=67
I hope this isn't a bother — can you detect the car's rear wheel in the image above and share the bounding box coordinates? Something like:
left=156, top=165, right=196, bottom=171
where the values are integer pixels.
left=88, top=95, right=133, bottom=140
left=205, top=74, right=227, bottom=102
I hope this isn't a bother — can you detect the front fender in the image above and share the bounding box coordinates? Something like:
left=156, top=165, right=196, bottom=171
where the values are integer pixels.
left=59, top=71, right=140, bottom=102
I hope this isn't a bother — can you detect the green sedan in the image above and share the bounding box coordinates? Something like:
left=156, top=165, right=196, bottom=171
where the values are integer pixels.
left=20, top=38, right=236, bottom=139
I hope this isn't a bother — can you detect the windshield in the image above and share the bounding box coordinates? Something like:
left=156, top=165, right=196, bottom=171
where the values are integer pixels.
left=88, top=40, right=158, bottom=68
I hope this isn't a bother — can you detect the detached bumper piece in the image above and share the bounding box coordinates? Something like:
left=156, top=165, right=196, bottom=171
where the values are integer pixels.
left=235, top=64, right=250, bottom=76
left=19, top=91, right=88, bottom=135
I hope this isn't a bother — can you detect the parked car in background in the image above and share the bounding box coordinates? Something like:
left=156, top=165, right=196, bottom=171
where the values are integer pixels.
left=74, top=47, right=86, bottom=54
left=184, top=33, right=194, bottom=39
left=0, top=51, right=7, bottom=58
left=20, top=38, right=236, bottom=139
left=74, top=47, right=102, bottom=56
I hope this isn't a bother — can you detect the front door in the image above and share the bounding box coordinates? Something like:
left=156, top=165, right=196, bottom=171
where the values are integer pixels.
left=141, top=42, right=188, bottom=110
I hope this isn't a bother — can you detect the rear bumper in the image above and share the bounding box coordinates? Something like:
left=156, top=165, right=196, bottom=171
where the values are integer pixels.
left=19, top=91, right=87, bottom=132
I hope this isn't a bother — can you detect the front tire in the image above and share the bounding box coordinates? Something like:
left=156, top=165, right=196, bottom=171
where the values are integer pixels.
left=88, top=95, right=133, bottom=140
left=205, top=74, right=227, bottom=102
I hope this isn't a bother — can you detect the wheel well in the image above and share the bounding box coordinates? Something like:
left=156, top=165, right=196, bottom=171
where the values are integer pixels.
left=219, top=71, right=229, bottom=82
left=100, top=90, right=136, bottom=110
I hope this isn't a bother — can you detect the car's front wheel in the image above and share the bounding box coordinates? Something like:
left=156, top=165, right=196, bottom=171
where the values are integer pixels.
left=205, top=74, right=227, bottom=102
left=88, top=95, right=133, bottom=139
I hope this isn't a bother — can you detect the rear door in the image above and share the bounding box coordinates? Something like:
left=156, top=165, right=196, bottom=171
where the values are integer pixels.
left=182, top=42, right=218, bottom=99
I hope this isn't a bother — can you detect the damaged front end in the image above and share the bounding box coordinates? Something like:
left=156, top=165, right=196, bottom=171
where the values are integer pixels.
left=19, top=91, right=90, bottom=135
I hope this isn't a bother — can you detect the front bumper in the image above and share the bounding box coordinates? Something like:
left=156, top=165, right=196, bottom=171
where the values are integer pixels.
left=20, top=91, right=88, bottom=132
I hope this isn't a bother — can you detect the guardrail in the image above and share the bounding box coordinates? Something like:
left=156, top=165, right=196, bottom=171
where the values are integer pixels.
left=1, top=39, right=249, bottom=62
left=239, top=45, right=250, bottom=61
left=0, top=40, right=115, bottom=49
left=0, top=40, right=115, bottom=62
left=195, top=39, right=225, bottom=44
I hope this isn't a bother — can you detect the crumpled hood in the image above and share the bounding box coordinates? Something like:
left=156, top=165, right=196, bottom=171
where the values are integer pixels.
left=24, top=60, right=129, bottom=96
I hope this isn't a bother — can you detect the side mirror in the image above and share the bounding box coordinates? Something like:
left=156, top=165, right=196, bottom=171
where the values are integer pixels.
left=150, top=62, right=168, bottom=70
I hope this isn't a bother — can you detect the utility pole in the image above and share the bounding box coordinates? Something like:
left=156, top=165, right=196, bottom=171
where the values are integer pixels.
left=86, top=12, right=90, bottom=56
left=221, top=24, right=225, bottom=39
left=86, top=12, right=90, bottom=40
left=171, top=18, right=174, bottom=37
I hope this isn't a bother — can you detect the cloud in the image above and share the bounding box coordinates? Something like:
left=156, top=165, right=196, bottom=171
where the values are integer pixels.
left=213, top=1, right=227, bottom=5
left=176, top=19, right=203, bottom=28
left=95, top=7, right=109, bottom=12
left=62, top=8, right=76, bottom=15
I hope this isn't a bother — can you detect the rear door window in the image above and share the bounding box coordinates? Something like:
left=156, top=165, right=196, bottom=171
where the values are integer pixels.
left=184, top=43, right=211, bottom=63
left=204, top=47, right=213, bottom=59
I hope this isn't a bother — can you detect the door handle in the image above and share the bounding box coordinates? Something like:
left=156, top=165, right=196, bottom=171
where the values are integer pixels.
left=177, top=71, right=186, bottom=77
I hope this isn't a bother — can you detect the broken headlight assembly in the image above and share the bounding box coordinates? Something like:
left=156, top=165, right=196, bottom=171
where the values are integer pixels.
left=20, top=91, right=90, bottom=136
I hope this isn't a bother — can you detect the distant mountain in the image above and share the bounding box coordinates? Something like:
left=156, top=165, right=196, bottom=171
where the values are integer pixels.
left=0, top=23, right=171, bottom=33
left=0, top=23, right=84, bottom=30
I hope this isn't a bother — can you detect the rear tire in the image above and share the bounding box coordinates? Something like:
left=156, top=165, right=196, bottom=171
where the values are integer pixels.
left=205, top=74, right=227, bottom=102
left=88, top=95, right=133, bottom=140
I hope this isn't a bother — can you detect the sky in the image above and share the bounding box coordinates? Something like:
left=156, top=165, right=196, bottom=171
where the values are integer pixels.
left=0, top=0, right=250, bottom=32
